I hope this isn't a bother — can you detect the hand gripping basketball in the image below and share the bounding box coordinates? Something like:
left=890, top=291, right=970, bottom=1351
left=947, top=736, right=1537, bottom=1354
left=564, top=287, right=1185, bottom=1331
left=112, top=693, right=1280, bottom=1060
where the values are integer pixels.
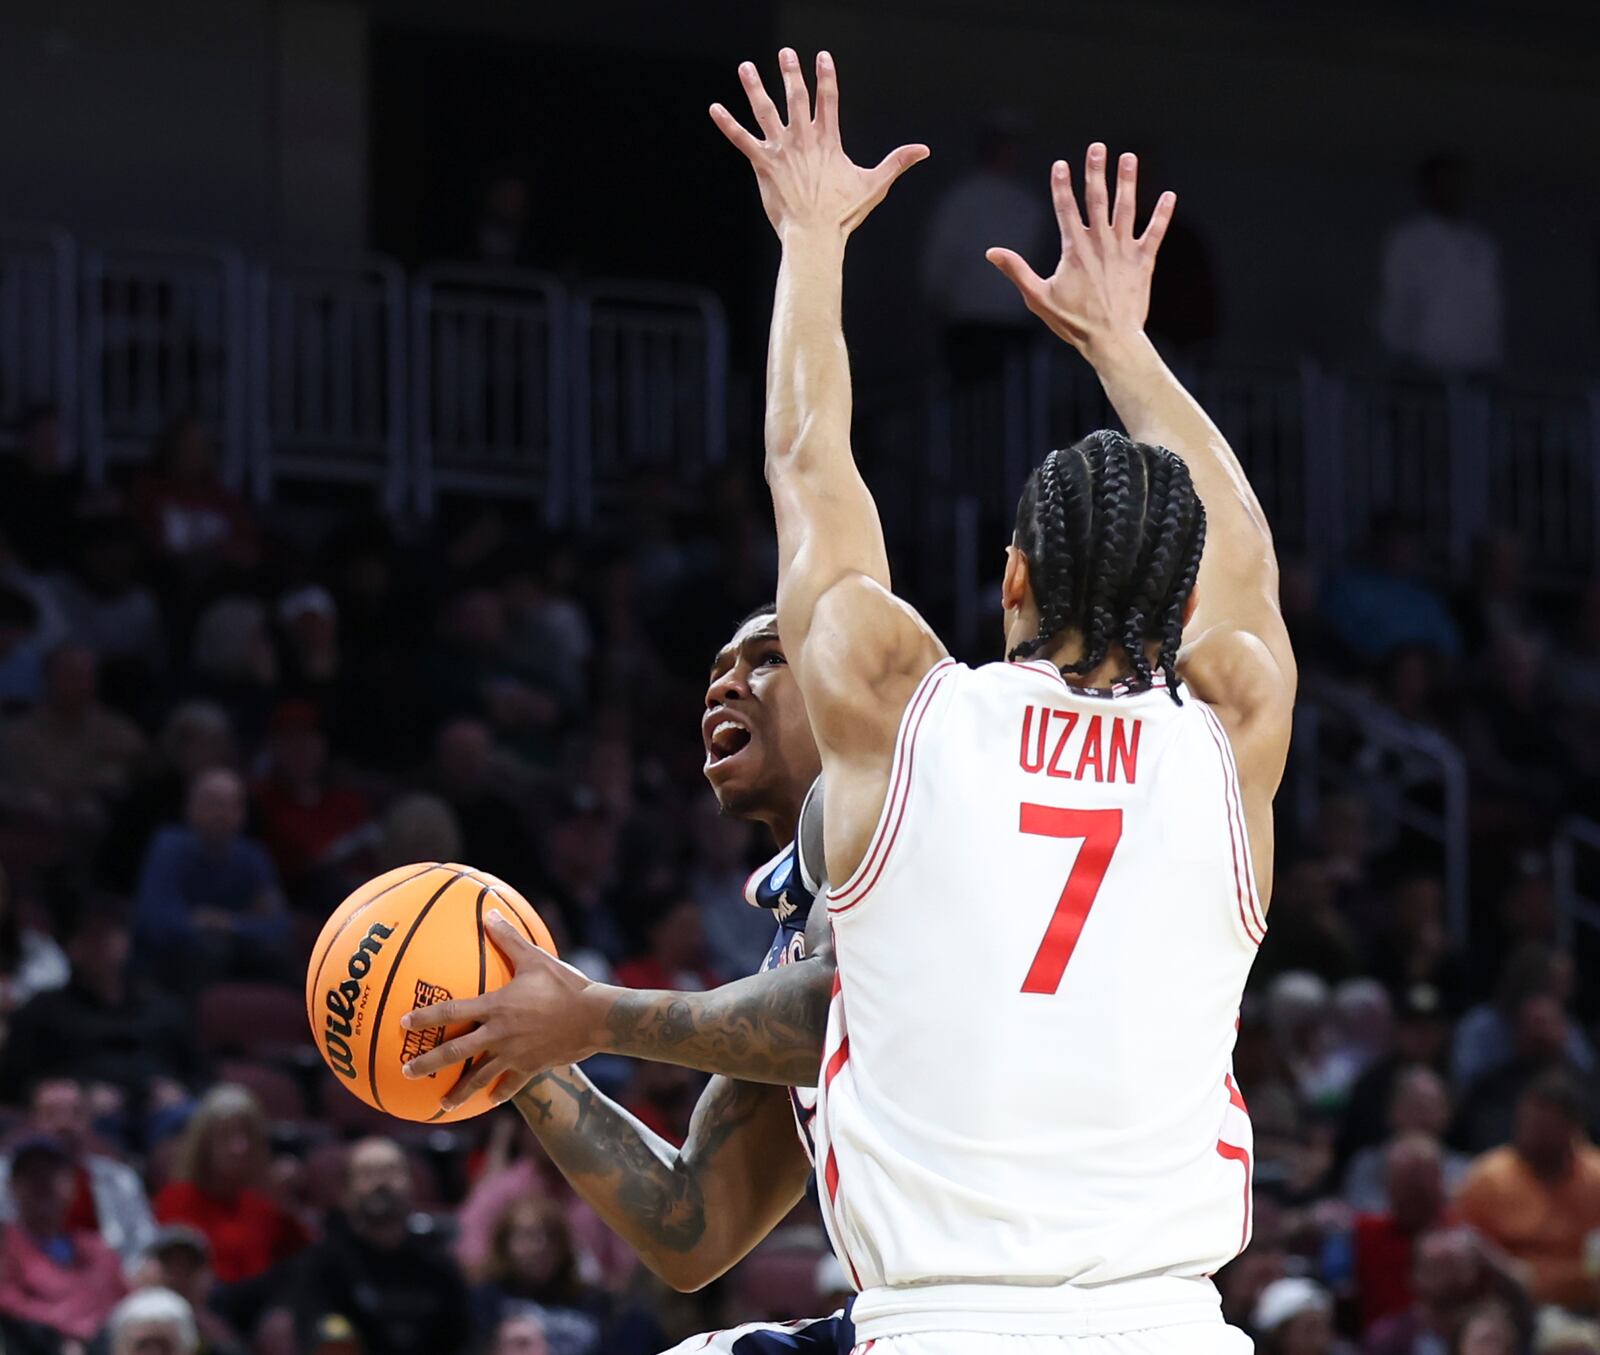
left=401, top=911, right=604, bottom=1110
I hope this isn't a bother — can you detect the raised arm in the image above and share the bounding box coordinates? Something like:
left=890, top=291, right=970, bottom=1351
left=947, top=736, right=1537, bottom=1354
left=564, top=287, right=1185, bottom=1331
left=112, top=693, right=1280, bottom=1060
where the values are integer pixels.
left=988, top=148, right=1296, bottom=813
left=711, top=50, right=945, bottom=884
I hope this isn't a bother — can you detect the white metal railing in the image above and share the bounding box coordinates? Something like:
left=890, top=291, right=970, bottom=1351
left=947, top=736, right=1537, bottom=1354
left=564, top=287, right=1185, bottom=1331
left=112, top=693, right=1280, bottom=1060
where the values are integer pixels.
left=80, top=241, right=249, bottom=488
left=8, top=226, right=1597, bottom=559
left=571, top=280, right=728, bottom=525
left=1488, top=385, right=1599, bottom=578
left=1294, top=686, right=1472, bottom=943
left=409, top=265, right=569, bottom=518
left=251, top=256, right=407, bottom=511
left=0, top=229, right=76, bottom=452
left=1551, top=816, right=1600, bottom=948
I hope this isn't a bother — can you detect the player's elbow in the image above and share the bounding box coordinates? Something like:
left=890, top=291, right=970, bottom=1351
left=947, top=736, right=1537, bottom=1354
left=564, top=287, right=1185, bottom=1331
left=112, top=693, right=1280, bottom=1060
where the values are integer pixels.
left=645, top=1249, right=729, bottom=1294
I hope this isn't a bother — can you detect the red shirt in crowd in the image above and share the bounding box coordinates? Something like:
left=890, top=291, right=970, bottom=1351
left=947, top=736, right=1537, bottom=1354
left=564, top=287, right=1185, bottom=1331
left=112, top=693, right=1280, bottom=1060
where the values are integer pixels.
left=253, top=778, right=373, bottom=882
left=1353, top=1209, right=1455, bottom=1331
left=154, top=1181, right=311, bottom=1284
left=0, top=1223, right=126, bottom=1340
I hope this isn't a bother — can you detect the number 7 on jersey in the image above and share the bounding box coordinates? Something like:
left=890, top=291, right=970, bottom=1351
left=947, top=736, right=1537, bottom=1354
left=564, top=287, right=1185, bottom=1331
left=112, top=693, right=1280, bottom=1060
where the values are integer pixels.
left=1018, top=804, right=1123, bottom=995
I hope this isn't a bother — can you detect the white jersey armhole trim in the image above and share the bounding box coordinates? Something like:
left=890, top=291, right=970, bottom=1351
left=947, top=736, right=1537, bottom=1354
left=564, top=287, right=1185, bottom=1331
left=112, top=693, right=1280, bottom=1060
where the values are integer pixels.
left=1196, top=700, right=1268, bottom=948
left=827, top=658, right=958, bottom=915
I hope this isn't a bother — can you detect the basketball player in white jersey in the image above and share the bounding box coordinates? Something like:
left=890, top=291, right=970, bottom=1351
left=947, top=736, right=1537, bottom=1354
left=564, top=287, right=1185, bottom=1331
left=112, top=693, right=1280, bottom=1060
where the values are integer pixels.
left=703, top=49, right=1295, bottom=1354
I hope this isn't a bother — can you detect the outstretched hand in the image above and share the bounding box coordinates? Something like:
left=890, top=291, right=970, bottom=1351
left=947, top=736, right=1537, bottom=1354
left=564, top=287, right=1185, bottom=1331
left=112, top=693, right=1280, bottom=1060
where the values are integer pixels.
left=986, top=144, right=1176, bottom=355
left=400, top=911, right=602, bottom=1112
left=710, top=48, right=928, bottom=239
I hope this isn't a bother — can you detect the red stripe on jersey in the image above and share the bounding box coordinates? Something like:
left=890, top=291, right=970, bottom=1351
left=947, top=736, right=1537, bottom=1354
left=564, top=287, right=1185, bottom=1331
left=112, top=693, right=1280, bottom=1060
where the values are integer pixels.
left=824, top=1035, right=851, bottom=1087
left=1203, top=703, right=1267, bottom=940
left=1200, top=704, right=1268, bottom=938
left=827, top=662, right=948, bottom=907
left=1200, top=705, right=1264, bottom=946
left=1226, top=1072, right=1248, bottom=1112
left=1216, top=1139, right=1253, bottom=1257
left=1200, top=704, right=1261, bottom=943
left=828, top=661, right=952, bottom=909
left=829, top=665, right=953, bottom=913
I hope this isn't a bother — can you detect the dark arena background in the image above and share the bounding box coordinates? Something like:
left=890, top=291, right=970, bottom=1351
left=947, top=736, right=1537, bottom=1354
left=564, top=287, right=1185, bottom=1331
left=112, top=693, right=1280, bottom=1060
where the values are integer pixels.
left=2, top=2, right=1600, bottom=1353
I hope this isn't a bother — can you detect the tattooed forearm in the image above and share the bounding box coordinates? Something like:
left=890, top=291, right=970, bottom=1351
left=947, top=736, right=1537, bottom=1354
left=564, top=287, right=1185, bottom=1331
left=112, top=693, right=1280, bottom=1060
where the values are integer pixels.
left=601, top=953, right=833, bottom=1087
left=512, top=1066, right=771, bottom=1258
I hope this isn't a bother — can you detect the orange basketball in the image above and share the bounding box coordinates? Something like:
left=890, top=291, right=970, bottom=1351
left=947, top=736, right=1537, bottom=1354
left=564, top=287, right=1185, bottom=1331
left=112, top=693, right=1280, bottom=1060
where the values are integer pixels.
left=305, top=863, right=557, bottom=1123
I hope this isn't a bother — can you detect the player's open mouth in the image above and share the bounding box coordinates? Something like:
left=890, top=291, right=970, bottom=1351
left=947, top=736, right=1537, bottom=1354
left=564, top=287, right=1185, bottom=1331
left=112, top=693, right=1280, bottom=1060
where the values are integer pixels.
left=705, top=717, right=754, bottom=766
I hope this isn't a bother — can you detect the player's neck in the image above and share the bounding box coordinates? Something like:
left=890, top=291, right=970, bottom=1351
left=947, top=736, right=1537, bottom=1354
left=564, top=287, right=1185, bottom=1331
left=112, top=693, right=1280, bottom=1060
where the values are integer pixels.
left=1032, top=637, right=1152, bottom=692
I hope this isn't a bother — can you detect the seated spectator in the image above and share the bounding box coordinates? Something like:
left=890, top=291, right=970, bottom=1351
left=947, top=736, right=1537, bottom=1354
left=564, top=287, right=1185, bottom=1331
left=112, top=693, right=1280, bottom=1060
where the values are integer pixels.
left=0, top=582, right=46, bottom=713
left=134, top=768, right=288, bottom=986
left=1251, top=1277, right=1354, bottom=1355
left=0, top=1077, right=156, bottom=1266
left=1253, top=858, right=1362, bottom=986
left=0, top=907, right=199, bottom=1117
left=48, top=516, right=165, bottom=691
left=99, top=1286, right=201, bottom=1355
left=1353, top=1134, right=1454, bottom=1332
left=490, top=1308, right=551, bottom=1355
left=1537, top=1311, right=1600, bottom=1355
left=251, top=702, right=375, bottom=908
left=1320, top=516, right=1462, bottom=667
left=130, top=419, right=256, bottom=571
left=425, top=589, right=560, bottom=763
left=685, top=795, right=772, bottom=980
left=1455, top=531, right=1539, bottom=662
left=275, top=587, right=341, bottom=713
left=98, top=702, right=235, bottom=894
left=186, top=597, right=277, bottom=740
left=288, top=1137, right=470, bottom=1355
left=1455, top=1071, right=1600, bottom=1311
left=153, top=1086, right=309, bottom=1286
left=1456, top=991, right=1586, bottom=1153
left=1453, top=943, right=1593, bottom=1092
left=613, top=896, right=719, bottom=995
left=472, top=1198, right=602, bottom=1355
left=0, top=1136, right=126, bottom=1343
left=377, top=792, right=463, bottom=871
left=429, top=719, right=538, bottom=888
left=127, top=1226, right=246, bottom=1355
left=0, top=644, right=147, bottom=827
left=1452, top=1301, right=1521, bottom=1355
left=1367, top=873, right=1469, bottom=1016
left=0, top=405, right=84, bottom=573
left=1460, top=636, right=1569, bottom=834
left=1365, top=1227, right=1481, bottom=1355
left=1264, top=971, right=1347, bottom=1110
left=538, top=794, right=624, bottom=965
left=1344, top=1067, right=1471, bottom=1213
left=0, top=860, right=69, bottom=1014
left=498, top=543, right=592, bottom=713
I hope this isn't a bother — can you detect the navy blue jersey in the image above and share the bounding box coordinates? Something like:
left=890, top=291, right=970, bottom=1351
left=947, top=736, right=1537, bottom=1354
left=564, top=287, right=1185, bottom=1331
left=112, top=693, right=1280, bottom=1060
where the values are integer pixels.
left=745, top=833, right=820, bottom=1160
left=659, top=1305, right=854, bottom=1353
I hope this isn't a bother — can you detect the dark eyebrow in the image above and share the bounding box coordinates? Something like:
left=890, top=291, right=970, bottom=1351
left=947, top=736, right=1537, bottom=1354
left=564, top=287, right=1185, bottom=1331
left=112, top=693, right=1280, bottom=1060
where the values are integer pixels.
left=708, top=629, right=781, bottom=680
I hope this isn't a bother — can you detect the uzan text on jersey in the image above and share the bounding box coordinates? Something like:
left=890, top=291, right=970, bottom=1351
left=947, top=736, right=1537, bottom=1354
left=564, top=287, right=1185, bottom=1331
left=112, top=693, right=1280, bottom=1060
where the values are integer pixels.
left=1018, top=705, right=1142, bottom=784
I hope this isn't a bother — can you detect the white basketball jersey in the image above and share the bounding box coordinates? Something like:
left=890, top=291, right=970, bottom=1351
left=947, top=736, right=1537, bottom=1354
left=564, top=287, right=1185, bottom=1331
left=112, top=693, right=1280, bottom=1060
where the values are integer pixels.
left=814, top=658, right=1264, bottom=1324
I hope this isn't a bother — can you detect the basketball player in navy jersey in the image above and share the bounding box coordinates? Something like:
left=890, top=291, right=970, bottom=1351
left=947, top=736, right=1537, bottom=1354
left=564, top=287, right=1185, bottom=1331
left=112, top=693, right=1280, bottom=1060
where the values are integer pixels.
left=405, top=605, right=845, bottom=1351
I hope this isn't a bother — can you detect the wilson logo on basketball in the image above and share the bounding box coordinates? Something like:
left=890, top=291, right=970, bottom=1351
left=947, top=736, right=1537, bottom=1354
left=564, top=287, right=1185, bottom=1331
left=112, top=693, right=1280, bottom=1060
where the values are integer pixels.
left=322, top=921, right=395, bottom=1080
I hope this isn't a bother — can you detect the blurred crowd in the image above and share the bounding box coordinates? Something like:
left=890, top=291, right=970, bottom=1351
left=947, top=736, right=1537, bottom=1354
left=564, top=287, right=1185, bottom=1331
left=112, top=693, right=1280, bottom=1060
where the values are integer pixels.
left=2, top=390, right=1600, bottom=1355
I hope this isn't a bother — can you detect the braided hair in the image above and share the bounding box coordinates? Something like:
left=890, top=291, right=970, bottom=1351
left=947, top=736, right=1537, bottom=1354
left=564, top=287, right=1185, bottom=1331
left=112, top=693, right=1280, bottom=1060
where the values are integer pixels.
left=1009, top=429, right=1206, bottom=703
